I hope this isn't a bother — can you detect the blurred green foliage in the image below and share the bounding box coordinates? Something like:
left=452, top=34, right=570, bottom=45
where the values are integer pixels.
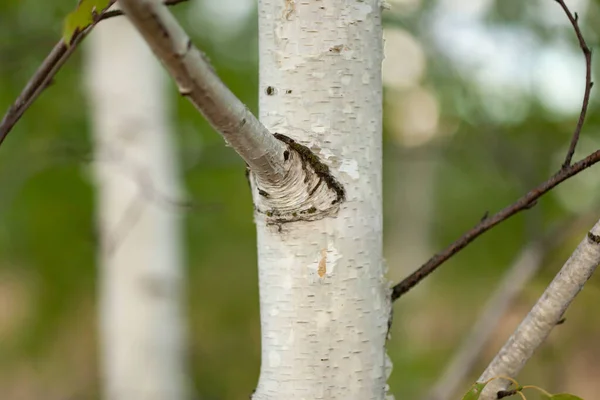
left=1, top=0, right=600, bottom=399
left=63, top=0, right=111, bottom=44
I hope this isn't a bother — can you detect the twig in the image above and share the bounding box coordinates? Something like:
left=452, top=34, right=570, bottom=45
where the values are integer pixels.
left=477, top=218, right=600, bottom=399
left=556, top=0, right=593, bottom=168
left=391, top=0, right=597, bottom=302
left=391, top=151, right=600, bottom=301
left=424, top=210, right=597, bottom=400
left=0, top=35, right=90, bottom=146
left=0, top=0, right=188, bottom=147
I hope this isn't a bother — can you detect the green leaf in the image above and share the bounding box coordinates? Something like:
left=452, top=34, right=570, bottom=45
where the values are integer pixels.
left=461, top=382, right=488, bottom=400
left=546, top=394, right=585, bottom=400
left=63, top=0, right=111, bottom=45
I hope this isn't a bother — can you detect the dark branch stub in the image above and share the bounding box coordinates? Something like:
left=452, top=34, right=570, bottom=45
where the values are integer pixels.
left=496, top=389, right=518, bottom=399
left=587, top=231, right=600, bottom=244
left=391, top=0, right=599, bottom=302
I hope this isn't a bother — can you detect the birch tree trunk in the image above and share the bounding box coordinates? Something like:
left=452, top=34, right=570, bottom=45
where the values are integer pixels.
left=84, top=15, right=189, bottom=400
left=252, top=1, right=391, bottom=398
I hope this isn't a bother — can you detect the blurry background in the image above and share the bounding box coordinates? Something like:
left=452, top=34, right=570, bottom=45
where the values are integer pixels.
left=1, top=0, right=600, bottom=398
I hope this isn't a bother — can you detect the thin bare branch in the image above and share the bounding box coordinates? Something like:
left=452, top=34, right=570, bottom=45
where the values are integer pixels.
left=556, top=0, right=593, bottom=168
left=0, top=0, right=188, bottom=147
left=0, top=35, right=88, bottom=146
left=118, top=0, right=287, bottom=184
left=477, top=218, right=600, bottom=399
left=391, top=0, right=597, bottom=302
left=391, top=151, right=600, bottom=301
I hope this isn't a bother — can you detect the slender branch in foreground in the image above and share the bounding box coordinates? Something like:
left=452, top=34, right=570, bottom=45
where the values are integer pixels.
left=477, top=218, right=600, bottom=399
left=425, top=211, right=597, bottom=400
left=391, top=0, right=595, bottom=302
left=556, top=0, right=593, bottom=168
left=0, top=0, right=188, bottom=147
left=0, top=32, right=92, bottom=146
left=118, top=0, right=287, bottom=184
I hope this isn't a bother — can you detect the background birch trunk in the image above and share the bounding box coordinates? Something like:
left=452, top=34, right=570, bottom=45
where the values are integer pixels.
left=252, top=1, right=391, bottom=399
left=84, top=15, right=189, bottom=400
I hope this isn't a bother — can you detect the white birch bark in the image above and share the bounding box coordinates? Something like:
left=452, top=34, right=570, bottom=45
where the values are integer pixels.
left=251, top=1, right=391, bottom=399
left=84, top=15, right=189, bottom=400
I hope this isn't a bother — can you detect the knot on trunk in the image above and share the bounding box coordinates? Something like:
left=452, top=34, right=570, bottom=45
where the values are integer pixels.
left=250, top=133, right=345, bottom=224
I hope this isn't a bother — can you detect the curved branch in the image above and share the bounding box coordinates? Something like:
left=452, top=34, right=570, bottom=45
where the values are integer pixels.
left=118, top=0, right=287, bottom=184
